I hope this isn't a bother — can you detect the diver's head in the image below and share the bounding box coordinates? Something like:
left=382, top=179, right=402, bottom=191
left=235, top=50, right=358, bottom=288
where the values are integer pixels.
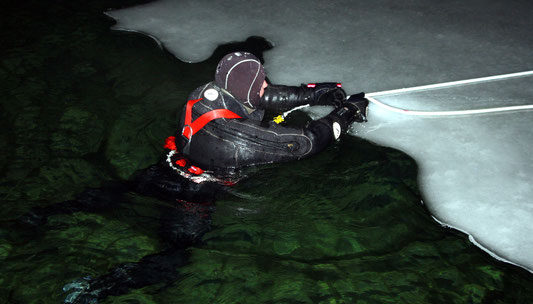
left=215, top=52, right=266, bottom=108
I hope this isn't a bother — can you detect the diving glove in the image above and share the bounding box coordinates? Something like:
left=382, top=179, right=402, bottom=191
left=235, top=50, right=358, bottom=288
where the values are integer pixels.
left=324, top=92, right=368, bottom=139
left=307, top=82, right=347, bottom=107
left=344, top=92, right=369, bottom=123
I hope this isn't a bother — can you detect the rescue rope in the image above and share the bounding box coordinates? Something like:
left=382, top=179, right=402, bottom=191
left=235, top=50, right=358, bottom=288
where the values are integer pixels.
left=276, top=70, right=533, bottom=121
left=365, top=70, right=533, bottom=117
left=366, top=96, right=533, bottom=116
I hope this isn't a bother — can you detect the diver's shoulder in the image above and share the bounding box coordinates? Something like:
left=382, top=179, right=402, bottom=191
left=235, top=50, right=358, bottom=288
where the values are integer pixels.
left=189, top=82, right=234, bottom=101
left=188, top=82, right=214, bottom=99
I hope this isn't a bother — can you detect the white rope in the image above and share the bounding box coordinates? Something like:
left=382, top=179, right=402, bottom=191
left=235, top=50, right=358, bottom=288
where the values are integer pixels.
left=365, top=70, right=533, bottom=117
left=278, top=71, right=533, bottom=118
left=367, top=96, right=533, bottom=116
left=366, top=70, right=533, bottom=97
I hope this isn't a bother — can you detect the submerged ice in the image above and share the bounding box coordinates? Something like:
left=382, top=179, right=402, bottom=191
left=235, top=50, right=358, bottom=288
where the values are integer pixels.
left=106, top=0, right=533, bottom=271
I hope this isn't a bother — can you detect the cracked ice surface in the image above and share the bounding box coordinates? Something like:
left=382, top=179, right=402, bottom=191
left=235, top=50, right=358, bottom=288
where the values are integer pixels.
left=106, top=0, right=533, bottom=271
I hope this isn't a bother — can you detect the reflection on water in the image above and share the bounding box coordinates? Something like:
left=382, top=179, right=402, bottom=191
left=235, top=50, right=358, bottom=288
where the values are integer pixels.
left=1, top=0, right=532, bottom=303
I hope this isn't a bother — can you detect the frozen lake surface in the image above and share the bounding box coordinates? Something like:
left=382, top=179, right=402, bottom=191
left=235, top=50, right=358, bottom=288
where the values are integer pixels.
left=107, top=0, right=533, bottom=271
left=3, top=1, right=533, bottom=302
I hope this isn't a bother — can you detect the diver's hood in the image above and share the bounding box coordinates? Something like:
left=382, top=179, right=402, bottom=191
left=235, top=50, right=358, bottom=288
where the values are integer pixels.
left=214, top=52, right=265, bottom=109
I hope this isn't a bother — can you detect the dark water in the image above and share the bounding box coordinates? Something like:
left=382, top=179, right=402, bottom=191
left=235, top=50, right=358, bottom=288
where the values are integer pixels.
left=1, top=1, right=533, bottom=303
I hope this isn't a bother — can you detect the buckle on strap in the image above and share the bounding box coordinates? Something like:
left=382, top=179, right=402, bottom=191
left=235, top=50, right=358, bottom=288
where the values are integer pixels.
left=180, top=96, right=242, bottom=154
left=182, top=97, right=242, bottom=136
left=181, top=125, right=193, bottom=154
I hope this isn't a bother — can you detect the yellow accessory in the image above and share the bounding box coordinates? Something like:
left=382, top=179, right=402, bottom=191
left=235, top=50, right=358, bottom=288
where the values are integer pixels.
left=273, top=115, right=285, bottom=124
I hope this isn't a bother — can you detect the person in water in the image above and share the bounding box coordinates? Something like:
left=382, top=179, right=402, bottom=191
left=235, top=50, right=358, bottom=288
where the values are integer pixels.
left=164, top=51, right=368, bottom=180
left=16, top=52, right=368, bottom=303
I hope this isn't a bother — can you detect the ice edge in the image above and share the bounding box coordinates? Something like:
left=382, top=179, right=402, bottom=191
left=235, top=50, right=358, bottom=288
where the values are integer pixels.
left=430, top=209, right=533, bottom=274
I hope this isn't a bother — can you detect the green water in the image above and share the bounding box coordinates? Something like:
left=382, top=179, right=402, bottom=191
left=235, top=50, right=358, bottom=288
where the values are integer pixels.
left=1, top=0, right=532, bottom=303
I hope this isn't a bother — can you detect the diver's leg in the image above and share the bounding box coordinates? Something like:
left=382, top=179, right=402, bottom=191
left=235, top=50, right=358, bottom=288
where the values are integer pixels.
left=157, top=199, right=215, bottom=248
left=136, top=161, right=219, bottom=249
left=64, top=161, right=219, bottom=303
left=133, top=161, right=222, bottom=202
left=64, top=200, right=216, bottom=304
left=17, top=183, right=129, bottom=227
left=16, top=159, right=209, bottom=228
left=64, top=246, right=187, bottom=304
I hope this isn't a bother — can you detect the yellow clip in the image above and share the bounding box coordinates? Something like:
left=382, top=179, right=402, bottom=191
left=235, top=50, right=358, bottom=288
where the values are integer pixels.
left=273, top=115, right=285, bottom=124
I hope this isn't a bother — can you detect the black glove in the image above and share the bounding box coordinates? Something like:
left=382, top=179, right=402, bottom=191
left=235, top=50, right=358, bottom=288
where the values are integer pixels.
left=344, top=92, right=369, bottom=123
left=323, top=92, right=368, bottom=139
left=307, top=82, right=346, bottom=107
left=303, top=92, right=369, bottom=148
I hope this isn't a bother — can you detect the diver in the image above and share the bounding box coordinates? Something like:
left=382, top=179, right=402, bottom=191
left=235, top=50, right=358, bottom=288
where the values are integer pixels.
left=165, top=51, right=369, bottom=179
left=15, top=52, right=369, bottom=304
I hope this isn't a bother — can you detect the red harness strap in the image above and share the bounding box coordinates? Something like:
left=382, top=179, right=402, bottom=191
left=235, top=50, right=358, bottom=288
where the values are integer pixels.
left=182, top=98, right=242, bottom=139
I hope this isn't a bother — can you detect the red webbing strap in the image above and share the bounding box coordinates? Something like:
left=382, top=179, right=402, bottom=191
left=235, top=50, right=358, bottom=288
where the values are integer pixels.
left=184, top=98, right=203, bottom=128
left=182, top=98, right=242, bottom=139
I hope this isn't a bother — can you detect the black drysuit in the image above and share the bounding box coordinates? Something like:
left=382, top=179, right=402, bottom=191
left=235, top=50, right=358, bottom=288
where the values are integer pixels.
left=17, top=82, right=362, bottom=304
left=176, top=82, right=340, bottom=171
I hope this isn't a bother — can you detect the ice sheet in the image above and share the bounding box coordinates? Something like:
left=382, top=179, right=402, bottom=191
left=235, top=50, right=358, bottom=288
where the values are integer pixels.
left=106, top=0, right=533, bottom=271
left=355, top=77, right=533, bottom=270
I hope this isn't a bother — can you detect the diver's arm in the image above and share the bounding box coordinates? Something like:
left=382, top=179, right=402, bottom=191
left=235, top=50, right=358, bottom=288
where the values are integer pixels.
left=219, top=95, right=367, bottom=164
left=303, top=96, right=368, bottom=153
left=259, top=83, right=346, bottom=112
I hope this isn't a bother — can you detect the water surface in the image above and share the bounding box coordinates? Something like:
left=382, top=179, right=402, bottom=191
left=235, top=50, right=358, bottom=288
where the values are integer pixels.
left=1, top=1, right=532, bottom=303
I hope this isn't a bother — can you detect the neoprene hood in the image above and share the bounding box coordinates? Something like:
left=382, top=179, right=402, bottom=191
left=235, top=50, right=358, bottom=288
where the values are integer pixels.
left=214, top=52, right=266, bottom=108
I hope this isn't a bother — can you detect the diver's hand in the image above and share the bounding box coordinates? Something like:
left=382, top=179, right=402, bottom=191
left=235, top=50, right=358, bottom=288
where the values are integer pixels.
left=307, top=82, right=346, bottom=107
left=344, top=92, right=369, bottom=123
left=324, top=92, right=369, bottom=139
